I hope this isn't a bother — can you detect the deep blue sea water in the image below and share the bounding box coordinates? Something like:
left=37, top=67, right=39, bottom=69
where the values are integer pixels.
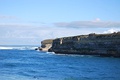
left=0, top=45, right=120, bottom=80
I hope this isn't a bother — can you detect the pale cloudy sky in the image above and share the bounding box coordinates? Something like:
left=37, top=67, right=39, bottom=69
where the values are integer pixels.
left=0, top=0, right=120, bottom=45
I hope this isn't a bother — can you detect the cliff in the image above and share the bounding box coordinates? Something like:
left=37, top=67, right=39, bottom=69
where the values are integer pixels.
left=36, top=39, right=53, bottom=51
left=48, top=32, right=120, bottom=57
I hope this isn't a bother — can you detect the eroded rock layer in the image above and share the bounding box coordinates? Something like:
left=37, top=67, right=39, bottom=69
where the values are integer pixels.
left=48, top=32, right=120, bottom=57
left=37, top=39, right=53, bottom=51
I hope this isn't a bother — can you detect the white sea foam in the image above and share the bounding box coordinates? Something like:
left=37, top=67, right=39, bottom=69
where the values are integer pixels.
left=0, top=46, right=38, bottom=50
left=46, top=52, right=55, bottom=54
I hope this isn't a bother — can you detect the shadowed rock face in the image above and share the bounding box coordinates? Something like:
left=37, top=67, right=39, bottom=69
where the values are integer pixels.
left=48, top=32, right=120, bottom=57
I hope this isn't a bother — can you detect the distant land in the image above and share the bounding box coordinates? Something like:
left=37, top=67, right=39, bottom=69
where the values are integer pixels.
left=36, top=32, right=120, bottom=57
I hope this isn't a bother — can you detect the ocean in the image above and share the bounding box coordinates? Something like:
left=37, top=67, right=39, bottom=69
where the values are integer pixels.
left=0, top=45, right=120, bottom=80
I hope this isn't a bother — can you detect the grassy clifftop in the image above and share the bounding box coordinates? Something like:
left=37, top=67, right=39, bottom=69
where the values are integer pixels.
left=41, top=39, right=53, bottom=44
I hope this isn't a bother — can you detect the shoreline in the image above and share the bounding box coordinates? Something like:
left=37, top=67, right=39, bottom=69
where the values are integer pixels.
left=37, top=32, right=120, bottom=57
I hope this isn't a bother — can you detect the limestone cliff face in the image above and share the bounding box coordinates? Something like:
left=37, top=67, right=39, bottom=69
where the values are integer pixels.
left=39, top=39, right=53, bottom=51
left=49, top=32, right=120, bottom=57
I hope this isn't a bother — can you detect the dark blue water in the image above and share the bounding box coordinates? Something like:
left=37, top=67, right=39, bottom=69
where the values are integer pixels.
left=0, top=46, right=120, bottom=80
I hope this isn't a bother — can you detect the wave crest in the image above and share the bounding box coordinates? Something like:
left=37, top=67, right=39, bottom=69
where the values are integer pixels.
left=0, top=46, right=37, bottom=50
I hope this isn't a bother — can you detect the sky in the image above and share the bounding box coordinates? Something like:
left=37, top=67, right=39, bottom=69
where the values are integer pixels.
left=0, top=0, right=120, bottom=45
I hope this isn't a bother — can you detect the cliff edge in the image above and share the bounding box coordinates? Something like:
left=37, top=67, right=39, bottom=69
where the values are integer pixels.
left=40, top=32, right=120, bottom=57
left=36, top=39, right=53, bottom=51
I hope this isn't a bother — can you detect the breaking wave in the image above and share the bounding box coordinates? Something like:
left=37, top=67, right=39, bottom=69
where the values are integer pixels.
left=0, top=45, right=38, bottom=50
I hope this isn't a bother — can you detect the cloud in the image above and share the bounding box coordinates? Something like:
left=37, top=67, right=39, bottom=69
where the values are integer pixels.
left=0, top=23, right=94, bottom=41
left=0, top=15, right=19, bottom=20
left=54, top=21, right=120, bottom=28
left=103, top=29, right=119, bottom=33
left=93, top=18, right=101, bottom=22
left=0, top=23, right=35, bottom=27
left=0, top=20, right=120, bottom=45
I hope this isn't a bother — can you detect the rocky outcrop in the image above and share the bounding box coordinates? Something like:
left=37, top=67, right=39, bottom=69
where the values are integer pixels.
left=35, top=39, right=53, bottom=51
left=48, top=32, right=120, bottom=57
